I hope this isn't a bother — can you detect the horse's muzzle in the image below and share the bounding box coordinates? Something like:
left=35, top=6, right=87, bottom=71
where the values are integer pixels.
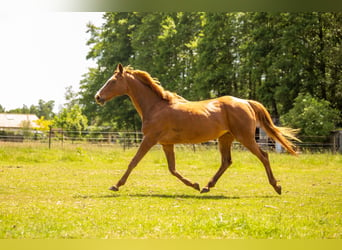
left=95, top=94, right=105, bottom=106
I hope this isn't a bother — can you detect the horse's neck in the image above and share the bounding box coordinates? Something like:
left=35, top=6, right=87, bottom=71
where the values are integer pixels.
left=126, top=77, right=163, bottom=120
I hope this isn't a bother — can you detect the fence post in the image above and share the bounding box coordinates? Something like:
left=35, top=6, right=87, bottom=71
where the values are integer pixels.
left=123, top=134, right=127, bottom=151
left=61, top=127, right=64, bottom=147
left=48, top=125, right=52, bottom=149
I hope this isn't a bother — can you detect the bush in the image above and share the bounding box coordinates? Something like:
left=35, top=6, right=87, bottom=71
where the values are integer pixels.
left=280, top=93, right=340, bottom=142
left=53, top=105, right=88, bottom=140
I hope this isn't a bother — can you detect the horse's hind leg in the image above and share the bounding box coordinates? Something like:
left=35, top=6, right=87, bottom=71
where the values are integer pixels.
left=201, top=133, right=234, bottom=193
left=239, top=137, right=281, bottom=195
left=162, top=144, right=200, bottom=191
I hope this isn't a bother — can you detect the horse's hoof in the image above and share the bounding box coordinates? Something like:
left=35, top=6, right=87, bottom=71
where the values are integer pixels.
left=193, top=183, right=200, bottom=191
left=200, top=187, right=210, bottom=194
left=275, top=185, right=282, bottom=195
left=109, top=185, right=119, bottom=191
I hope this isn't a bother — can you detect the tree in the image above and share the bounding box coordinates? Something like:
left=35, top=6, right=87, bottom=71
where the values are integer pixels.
left=143, top=12, right=203, bottom=98
left=194, top=13, right=238, bottom=99
left=64, top=86, right=79, bottom=109
left=8, top=104, right=31, bottom=114
left=130, top=13, right=164, bottom=73
left=36, top=99, right=55, bottom=119
left=236, top=13, right=342, bottom=120
left=272, top=13, right=342, bottom=115
left=280, top=93, right=340, bottom=141
left=53, top=105, right=88, bottom=139
left=80, top=13, right=141, bottom=130
left=34, top=116, right=53, bottom=131
left=7, top=100, right=55, bottom=119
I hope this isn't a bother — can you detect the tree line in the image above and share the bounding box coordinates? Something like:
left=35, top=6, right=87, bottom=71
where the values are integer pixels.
left=80, top=12, right=341, bottom=138
left=0, top=91, right=88, bottom=137
left=1, top=12, right=340, bottom=141
left=0, top=100, right=55, bottom=120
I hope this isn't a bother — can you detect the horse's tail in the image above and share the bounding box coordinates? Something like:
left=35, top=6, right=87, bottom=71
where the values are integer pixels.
left=248, top=100, right=300, bottom=156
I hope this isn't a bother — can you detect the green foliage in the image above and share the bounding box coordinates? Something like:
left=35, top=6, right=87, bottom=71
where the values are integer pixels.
left=281, top=94, right=340, bottom=140
left=194, top=13, right=238, bottom=99
left=53, top=105, right=88, bottom=138
left=0, top=144, right=341, bottom=238
left=80, top=13, right=142, bottom=130
left=64, top=86, right=80, bottom=109
left=6, top=99, right=55, bottom=119
left=35, top=100, right=55, bottom=120
left=80, top=12, right=341, bottom=131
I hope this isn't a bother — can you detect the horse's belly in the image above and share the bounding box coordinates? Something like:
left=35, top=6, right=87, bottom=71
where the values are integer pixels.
left=156, top=101, right=229, bottom=144
left=159, top=123, right=228, bottom=144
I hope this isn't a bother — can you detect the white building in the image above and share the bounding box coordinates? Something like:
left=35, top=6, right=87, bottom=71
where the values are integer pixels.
left=0, top=113, right=39, bottom=129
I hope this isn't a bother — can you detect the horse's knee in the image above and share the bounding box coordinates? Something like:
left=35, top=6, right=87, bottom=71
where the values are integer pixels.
left=222, top=158, right=232, bottom=167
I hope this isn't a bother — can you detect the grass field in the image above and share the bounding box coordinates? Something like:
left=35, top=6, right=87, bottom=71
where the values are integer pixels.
left=0, top=142, right=341, bottom=239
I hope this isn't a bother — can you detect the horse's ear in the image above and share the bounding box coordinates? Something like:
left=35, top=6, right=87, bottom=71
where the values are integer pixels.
left=117, top=63, right=124, bottom=74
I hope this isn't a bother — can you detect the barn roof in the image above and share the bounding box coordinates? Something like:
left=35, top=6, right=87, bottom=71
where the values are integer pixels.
left=0, top=113, right=39, bottom=129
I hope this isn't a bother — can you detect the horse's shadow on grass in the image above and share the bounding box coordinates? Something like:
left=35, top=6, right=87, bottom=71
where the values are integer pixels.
left=75, top=193, right=277, bottom=200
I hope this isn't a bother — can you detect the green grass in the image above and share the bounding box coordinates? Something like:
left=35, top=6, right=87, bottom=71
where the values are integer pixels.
left=0, top=142, right=341, bottom=239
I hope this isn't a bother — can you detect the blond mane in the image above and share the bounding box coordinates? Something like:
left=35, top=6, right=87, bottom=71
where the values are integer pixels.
left=123, top=66, right=187, bottom=103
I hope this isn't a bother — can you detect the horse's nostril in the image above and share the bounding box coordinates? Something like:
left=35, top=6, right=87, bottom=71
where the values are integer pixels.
left=95, top=94, right=105, bottom=105
left=95, top=95, right=102, bottom=103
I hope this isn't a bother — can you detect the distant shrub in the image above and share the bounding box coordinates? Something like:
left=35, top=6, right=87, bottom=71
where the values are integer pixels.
left=280, top=93, right=340, bottom=142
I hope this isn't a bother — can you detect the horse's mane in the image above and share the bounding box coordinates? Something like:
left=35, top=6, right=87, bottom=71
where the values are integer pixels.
left=123, top=66, right=187, bottom=103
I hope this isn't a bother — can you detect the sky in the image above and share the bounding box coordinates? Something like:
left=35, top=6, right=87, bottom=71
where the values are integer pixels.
left=0, top=12, right=105, bottom=112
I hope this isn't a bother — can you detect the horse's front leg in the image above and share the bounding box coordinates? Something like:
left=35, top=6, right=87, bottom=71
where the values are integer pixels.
left=109, top=136, right=157, bottom=191
left=162, top=144, right=200, bottom=191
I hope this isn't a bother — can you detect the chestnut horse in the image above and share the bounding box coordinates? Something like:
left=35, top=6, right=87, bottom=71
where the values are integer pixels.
left=95, top=64, right=299, bottom=195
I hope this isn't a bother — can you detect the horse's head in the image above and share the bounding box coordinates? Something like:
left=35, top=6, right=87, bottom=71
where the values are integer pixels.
left=95, top=63, right=128, bottom=105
